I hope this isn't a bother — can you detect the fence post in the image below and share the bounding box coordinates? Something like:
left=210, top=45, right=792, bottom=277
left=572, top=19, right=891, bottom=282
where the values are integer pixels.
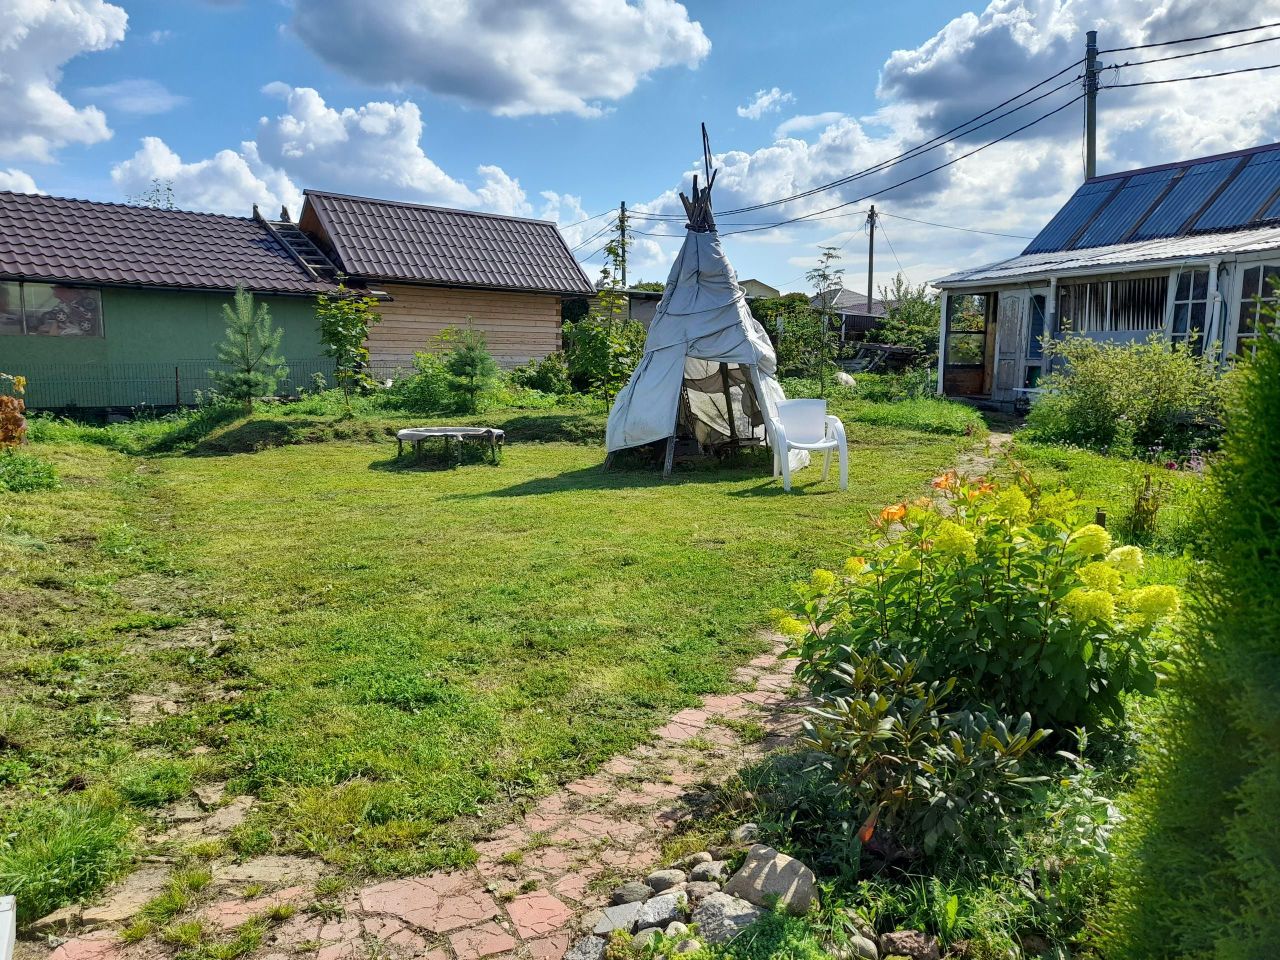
left=174, top=366, right=181, bottom=407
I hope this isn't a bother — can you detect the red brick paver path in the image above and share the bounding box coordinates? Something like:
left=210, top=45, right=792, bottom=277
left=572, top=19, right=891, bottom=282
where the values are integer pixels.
left=35, top=641, right=803, bottom=960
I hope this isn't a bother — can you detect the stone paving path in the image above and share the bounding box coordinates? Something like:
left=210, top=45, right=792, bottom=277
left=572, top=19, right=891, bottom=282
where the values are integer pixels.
left=42, top=642, right=805, bottom=960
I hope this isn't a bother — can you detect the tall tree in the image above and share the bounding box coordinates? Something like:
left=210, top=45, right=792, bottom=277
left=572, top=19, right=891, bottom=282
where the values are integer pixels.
left=805, top=246, right=845, bottom=397
left=877, top=273, right=941, bottom=361
left=563, top=229, right=645, bottom=403
left=210, top=286, right=288, bottom=410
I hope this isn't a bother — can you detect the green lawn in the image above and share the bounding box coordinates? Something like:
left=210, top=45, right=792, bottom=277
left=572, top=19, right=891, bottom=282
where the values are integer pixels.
left=1, top=407, right=969, bottom=917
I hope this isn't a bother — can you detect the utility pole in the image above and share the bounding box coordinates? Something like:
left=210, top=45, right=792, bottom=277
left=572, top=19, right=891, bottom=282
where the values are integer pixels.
left=619, top=200, right=630, bottom=320
left=865, top=205, right=877, bottom=337
left=1085, top=29, right=1098, bottom=180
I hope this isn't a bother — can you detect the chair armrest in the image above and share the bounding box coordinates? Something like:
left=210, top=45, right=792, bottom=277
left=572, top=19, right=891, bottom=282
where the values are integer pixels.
left=824, top=414, right=847, bottom=445
left=768, top=416, right=788, bottom=448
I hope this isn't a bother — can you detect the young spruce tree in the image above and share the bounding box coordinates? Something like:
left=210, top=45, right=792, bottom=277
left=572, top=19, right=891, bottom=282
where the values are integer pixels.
left=211, top=285, right=288, bottom=410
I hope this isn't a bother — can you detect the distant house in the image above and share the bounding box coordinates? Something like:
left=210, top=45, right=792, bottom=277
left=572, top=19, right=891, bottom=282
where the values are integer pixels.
left=934, top=142, right=1280, bottom=408
left=0, top=189, right=592, bottom=408
left=810, top=286, right=890, bottom=340
left=739, top=278, right=780, bottom=299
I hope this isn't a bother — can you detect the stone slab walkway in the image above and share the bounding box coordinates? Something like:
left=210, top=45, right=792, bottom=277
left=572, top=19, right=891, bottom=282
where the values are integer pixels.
left=39, top=641, right=805, bottom=960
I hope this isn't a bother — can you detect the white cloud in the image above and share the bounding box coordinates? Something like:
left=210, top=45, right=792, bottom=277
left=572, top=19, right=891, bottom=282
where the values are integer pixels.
left=0, top=0, right=127, bottom=163
left=0, top=169, right=40, bottom=193
left=737, top=87, right=795, bottom=120
left=82, top=78, right=186, bottom=115
left=288, top=0, right=711, bottom=117
left=147, top=28, right=172, bottom=44
left=774, top=112, right=845, bottom=139
left=644, top=0, right=1280, bottom=291
left=110, top=85, right=535, bottom=218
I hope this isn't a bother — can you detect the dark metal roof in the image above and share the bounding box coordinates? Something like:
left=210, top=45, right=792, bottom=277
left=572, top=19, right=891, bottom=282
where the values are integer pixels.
left=1023, top=141, right=1280, bottom=255
left=0, top=191, right=331, bottom=294
left=810, top=287, right=889, bottom=316
left=303, top=190, right=594, bottom=295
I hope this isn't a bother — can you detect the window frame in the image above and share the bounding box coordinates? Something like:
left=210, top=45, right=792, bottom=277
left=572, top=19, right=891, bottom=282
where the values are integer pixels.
left=0, top=280, right=106, bottom=338
left=1233, top=262, right=1280, bottom=357
left=1167, top=266, right=1210, bottom=354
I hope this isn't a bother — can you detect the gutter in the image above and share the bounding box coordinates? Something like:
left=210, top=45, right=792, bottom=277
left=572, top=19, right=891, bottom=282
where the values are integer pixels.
left=934, top=253, right=1231, bottom=290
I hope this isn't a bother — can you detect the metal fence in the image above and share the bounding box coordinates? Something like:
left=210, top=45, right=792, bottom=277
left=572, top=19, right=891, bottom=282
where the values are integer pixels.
left=13, top=358, right=419, bottom=411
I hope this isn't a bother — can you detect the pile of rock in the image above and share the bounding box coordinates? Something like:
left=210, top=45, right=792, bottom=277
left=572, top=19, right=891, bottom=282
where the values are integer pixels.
left=566, top=826, right=818, bottom=960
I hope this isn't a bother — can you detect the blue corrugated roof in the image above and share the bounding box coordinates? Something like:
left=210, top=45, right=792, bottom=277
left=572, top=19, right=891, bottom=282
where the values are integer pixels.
left=1022, top=142, right=1280, bottom=255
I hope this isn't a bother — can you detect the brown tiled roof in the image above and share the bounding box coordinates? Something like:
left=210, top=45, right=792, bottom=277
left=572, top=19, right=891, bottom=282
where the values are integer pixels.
left=304, top=190, right=595, bottom=295
left=0, top=191, right=330, bottom=295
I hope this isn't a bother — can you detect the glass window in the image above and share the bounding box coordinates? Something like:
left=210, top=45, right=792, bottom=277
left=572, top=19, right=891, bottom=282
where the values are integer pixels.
left=22, top=283, right=103, bottom=337
left=0, top=282, right=22, bottom=335
left=1027, top=295, right=1046, bottom=360
left=1235, top=264, right=1280, bottom=356
left=1170, top=267, right=1210, bottom=354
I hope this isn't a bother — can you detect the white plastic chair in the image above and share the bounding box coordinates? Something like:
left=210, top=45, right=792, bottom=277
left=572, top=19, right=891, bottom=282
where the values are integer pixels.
left=770, top=398, right=848, bottom=492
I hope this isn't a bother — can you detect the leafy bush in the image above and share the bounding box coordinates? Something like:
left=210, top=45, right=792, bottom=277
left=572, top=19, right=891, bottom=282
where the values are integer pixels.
left=563, top=313, right=645, bottom=402
left=852, top=369, right=937, bottom=402
left=0, top=449, right=59, bottom=492
left=875, top=273, right=940, bottom=361
left=0, top=798, right=132, bottom=922
left=1025, top=334, right=1223, bottom=456
left=781, top=475, right=1179, bottom=734
left=799, top=645, right=1048, bottom=857
left=315, top=284, right=382, bottom=411
left=510, top=352, right=572, bottom=395
left=1105, top=323, right=1280, bottom=958
left=385, top=351, right=452, bottom=414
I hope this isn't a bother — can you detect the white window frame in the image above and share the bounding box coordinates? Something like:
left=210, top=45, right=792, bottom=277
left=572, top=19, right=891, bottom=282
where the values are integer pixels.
left=1231, top=261, right=1280, bottom=357
left=1166, top=265, right=1211, bottom=353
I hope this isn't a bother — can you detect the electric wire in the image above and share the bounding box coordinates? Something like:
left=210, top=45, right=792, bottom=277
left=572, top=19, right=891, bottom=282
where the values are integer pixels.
left=1104, top=61, right=1280, bottom=89
left=1103, top=32, right=1280, bottom=70
left=1099, top=22, right=1280, bottom=54
left=719, top=93, right=1084, bottom=237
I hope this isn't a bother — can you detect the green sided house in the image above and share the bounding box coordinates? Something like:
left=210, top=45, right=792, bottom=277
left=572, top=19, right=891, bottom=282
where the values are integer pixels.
left=0, top=190, right=593, bottom=409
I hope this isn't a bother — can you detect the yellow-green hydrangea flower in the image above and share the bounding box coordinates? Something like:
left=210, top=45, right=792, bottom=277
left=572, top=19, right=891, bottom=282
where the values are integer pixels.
left=810, top=568, right=837, bottom=593
left=1107, top=545, right=1145, bottom=575
left=933, top=519, right=977, bottom=559
left=896, top=551, right=921, bottom=572
left=776, top=616, right=809, bottom=638
left=1129, top=584, right=1180, bottom=624
left=843, top=556, right=868, bottom=577
left=1062, top=587, right=1116, bottom=623
left=1070, top=523, right=1113, bottom=556
left=993, top=487, right=1032, bottom=521
left=1078, top=560, right=1123, bottom=594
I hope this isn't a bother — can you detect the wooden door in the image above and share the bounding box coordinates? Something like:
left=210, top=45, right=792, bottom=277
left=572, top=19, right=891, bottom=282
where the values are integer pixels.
left=993, top=291, right=1025, bottom=403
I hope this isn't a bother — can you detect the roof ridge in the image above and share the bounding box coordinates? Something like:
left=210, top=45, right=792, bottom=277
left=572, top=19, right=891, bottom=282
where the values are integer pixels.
left=0, top=189, right=257, bottom=223
left=303, top=189, right=560, bottom=226
left=1087, top=140, right=1280, bottom=183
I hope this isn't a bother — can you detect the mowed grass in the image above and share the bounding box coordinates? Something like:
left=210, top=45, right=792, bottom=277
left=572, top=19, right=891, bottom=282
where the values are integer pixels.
left=1, top=411, right=968, bottom=915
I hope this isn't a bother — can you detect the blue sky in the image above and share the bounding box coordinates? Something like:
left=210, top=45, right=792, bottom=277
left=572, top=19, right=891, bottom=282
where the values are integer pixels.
left=5, top=0, right=1280, bottom=293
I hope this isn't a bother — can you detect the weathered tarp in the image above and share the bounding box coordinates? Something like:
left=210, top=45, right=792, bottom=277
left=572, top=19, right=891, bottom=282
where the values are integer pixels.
left=605, top=229, right=801, bottom=466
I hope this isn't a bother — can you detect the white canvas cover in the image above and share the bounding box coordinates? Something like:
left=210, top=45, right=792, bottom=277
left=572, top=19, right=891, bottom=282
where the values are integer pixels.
left=606, top=229, right=805, bottom=467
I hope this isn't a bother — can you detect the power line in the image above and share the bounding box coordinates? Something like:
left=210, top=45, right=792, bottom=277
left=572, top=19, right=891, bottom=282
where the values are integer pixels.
left=876, top=217, right=907, bottom=282
left=569, top=220, right=615, bottom=252
left=879, top=211, right=1034, bottom=240
left=1104, top=32, right=1280, bottom=69
left=1099, top=22, right=1280, bottom=54
left=714, top=62, right=1085, bottom=218
left=1105, top=61, right=1280, bottom=89
left=563, top=209, right=613, bottom=229
left=720, top=93, right=1084, bottom=237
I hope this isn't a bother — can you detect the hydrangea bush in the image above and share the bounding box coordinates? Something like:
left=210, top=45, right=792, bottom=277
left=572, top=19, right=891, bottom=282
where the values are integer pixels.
left=778, top=472, right=1180, bottom=734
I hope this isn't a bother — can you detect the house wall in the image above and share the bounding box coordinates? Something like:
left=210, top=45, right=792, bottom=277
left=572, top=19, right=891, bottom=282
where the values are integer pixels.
left=5, top=285, right=323, bottom=408
left=367, top=283, right=562, bottom=369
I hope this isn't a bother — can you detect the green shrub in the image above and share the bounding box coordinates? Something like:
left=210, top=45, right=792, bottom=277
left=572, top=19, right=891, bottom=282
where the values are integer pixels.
left=782, top=475, right=1178, bottom=734
left=0, top=797, right=132, bottom=922
left=1106, top=325, right=1280, bottom=958
left=0, top=449, right=59, bottom=492
left=510, top=352, right=572, bottom=395
left=386, top=351, right=453, bottom=414
left=563, top=313, right=645, bottom=402
left=798, top=645, right=1048, bottom=857
left=1025, top=334, right=1223, bottom=456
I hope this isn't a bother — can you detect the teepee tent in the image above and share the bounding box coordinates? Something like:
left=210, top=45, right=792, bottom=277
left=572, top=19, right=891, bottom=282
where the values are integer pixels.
left=605, top=133, right=805, bottom=475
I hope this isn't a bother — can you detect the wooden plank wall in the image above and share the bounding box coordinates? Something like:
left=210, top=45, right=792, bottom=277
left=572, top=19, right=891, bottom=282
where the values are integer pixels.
left=367, top=284, right=562, bottom=368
